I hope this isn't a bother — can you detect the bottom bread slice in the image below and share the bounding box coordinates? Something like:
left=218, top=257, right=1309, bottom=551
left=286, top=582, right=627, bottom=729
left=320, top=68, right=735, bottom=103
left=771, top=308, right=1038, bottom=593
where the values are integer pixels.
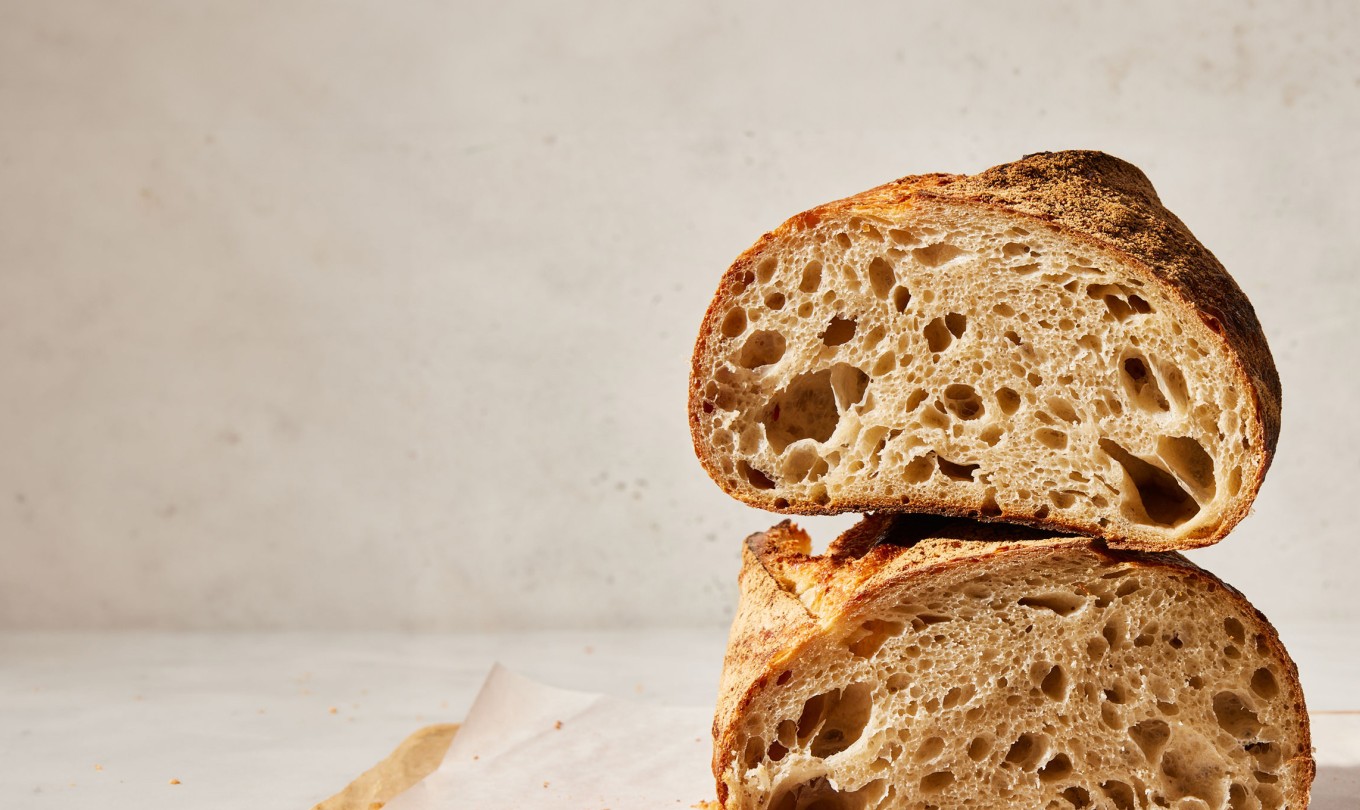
left=713, top=516, right=1313, bottom=810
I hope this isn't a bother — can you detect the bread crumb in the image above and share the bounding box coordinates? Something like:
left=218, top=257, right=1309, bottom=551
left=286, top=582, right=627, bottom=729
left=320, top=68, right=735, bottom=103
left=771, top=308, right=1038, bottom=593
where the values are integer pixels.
left=367, top=802, right=384, bottom=810
left=553, top=720, right=563, bottom=730
left=543, top=781, right=550, bottom=789
left=94, top=764, right=103, bottom=771
left=328, top=706, right=338, bottom=714
left=169, top=779, right=181, bottom=785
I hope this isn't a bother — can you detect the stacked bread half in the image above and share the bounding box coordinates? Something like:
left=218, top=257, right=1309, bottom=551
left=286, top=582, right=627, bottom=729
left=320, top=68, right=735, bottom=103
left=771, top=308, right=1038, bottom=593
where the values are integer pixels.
left=689, top=152, right=1312, bottom=809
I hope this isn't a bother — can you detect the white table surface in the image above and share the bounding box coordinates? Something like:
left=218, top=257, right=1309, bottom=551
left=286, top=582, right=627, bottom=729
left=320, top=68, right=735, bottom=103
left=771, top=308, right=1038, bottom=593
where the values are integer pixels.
left=2, top=628, right=1356, bottom=809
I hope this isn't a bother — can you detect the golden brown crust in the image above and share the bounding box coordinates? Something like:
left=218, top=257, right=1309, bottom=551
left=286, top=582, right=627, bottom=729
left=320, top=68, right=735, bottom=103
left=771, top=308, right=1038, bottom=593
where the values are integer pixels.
left=688, top=151, right=1280, bottom=551
left=711, top=517, right=1312, bottom=809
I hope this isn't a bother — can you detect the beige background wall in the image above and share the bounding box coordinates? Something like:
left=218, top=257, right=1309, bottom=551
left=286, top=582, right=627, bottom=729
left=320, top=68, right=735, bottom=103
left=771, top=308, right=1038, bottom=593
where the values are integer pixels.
left=1, top=1, right=1356, bottom=631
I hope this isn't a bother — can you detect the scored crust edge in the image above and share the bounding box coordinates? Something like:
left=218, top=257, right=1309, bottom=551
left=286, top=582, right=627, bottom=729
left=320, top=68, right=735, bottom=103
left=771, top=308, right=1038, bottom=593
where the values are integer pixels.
left=710, top=516, right=1313, bottom=809
left=687, top=151, right=1281, bottom=551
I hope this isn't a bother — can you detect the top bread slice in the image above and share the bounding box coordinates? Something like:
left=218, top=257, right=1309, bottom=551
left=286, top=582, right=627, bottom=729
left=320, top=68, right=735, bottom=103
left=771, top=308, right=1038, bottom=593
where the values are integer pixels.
left=689, top=151, right=1279, bottom=550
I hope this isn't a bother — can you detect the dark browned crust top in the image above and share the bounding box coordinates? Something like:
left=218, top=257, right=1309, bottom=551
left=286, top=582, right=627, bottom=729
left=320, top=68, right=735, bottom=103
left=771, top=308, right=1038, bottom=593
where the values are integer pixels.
left=711, top=516, right=1313, bottom=808
left=688, top=151, right=1281, bottom=551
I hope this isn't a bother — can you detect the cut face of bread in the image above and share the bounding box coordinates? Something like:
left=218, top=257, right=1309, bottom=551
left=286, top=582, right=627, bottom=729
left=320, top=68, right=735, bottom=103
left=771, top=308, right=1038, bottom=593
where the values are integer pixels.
left=713, top=517, right=1312, bottom=810
left=689, top=151, right=1280, bottom=549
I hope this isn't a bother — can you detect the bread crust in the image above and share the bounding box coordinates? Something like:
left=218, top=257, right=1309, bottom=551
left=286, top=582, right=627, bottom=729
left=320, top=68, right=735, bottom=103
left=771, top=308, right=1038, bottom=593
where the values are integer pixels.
left=688, top=151, right=1280, bottom=551
left=711, top=516, right=1313, bottom=809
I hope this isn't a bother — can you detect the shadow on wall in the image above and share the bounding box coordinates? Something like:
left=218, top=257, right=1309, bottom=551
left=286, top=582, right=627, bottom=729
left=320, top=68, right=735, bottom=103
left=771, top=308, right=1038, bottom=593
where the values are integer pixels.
left=1312, top=763, right=1360, bottom=809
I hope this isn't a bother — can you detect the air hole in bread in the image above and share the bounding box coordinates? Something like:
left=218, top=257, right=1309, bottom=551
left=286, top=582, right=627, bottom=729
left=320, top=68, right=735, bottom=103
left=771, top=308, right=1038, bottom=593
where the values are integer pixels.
left=1038, top=752, right=1073, bottom=782
left=847, top=618, right=906, bottom=658
left=920, top=405, right=950, bottom=431
left=763, top=370, right=839, bottom=452
left=721, top=308, right=748, bottom=338
left=1039, top=664, right=1069, bottom=701
left=742, top=735, right=766, bottom=770
left=1224, top=617, right=1246, bottom=644
left=943, top=312, right=967, bottom=339
left=994, top=386, right=1022, bottom=415
left=765, top=292, right=787, bottom=310
left=1213, top=691, right=1262, bottom=738
left=756, top=257, right=778, bottom=284
left=943, top=384, right=984, bottom=421
left=767, top=776, right=872, bottom=810
left=799, top=260, right=823, bottom=293
left=923, top=317, right=954, bottom=352
left=942, top=684, right=973, bottom=708
left=1157, top=435, right=1217, bottom=502
left=782, top=447, right=829, bottom=484
left=1161, top=736, right=1228, bottom=808
left=919, top=770, right=956, bottom=793
left=913, top=242, right=964, bottom=267
left=1248, top=740, right=1283, bottom=770
left=1101, top=780, right=1137, bottom=810
left=903, top=453, right=935, bottom=484
left=1158, top=361, right=1190, bottom=411
left=867, top=257, right=895, bottom=299
left=892, top=286, right=911, bottom=313
left=1250, top=668, right=1279, bottom=700
left=1035, top=428, right=1068, bottom=450
left=1129, top=719, right=1171, bottom=762
left=832, top=365, right=870, bottom=410
left=1103, top=614, right=1127, bottom=650
left=1018, top=591, right=1085, bottom=617
left=1101, top=701, right=1123, bottom=730
left=980, top=488, right=1002, bottom=517
left=1004, top=733, right=1048, bottom=770
left=1099, top=439, right=1200, bottom=527
left=739, top=460, right=776, bottom=490
left=738, top=330, right=787, bottom=369
left=913, top=736, right=945, bottom=762
left=1046, top=397, right=1080, bottom=424
left=807, top=682, right=872, bottom=758
left=966, top=735, right=993, bottom=762
left=822, top=316, right=858, bottom=347
left=1256, top=783, right=1284, bottom=810
left=936, top=456, right=979, bottom=482
left=1121, top=354, right=1171, bottom=413
left=1050, top=490, right=1077, bottom=509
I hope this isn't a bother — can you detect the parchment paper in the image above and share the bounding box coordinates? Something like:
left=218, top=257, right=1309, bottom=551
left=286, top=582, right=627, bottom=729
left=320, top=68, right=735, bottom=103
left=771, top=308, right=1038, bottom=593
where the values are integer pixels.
left=313, top=723, right=460, bottom=810
left=385, top=665, right=716, bottom=809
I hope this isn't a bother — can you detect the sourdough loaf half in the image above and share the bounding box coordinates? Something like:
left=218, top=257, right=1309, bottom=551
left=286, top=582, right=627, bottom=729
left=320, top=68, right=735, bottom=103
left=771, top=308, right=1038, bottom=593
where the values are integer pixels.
left=689, top=151, right=1279, bottom=550
left=713, top=516, right=1312, bottom=810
